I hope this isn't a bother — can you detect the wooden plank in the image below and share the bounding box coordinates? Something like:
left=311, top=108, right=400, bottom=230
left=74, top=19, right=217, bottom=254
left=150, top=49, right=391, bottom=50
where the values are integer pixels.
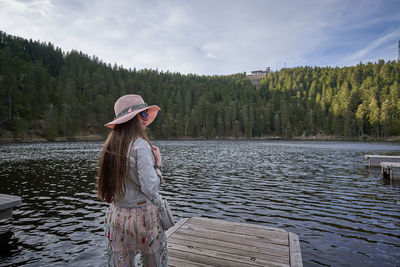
left=365, top=155, right=400, bottom=159
left=188, top=218, right=288, bottom=240
left=166, top=218, right=299, bottom=267
left=0, top=193, right=21, bottom=210
left=169, top=256, right=213, bottom=267
left=173, top=227, right=288, bottom=252
left=168, top=243, right=289, bottom=267
left=169, top=232, right=289, bottom=256
left=0, top=194, right=21, bottom=220
left=289, top=232, right=302, bottom=267
left=177, top=224, right=289, bottom=246
left=365, top=155, right=400, bottom=167
left=169, top=236, right=289, bottom=264
left=166, top=218, right=189, bottom=239
left=169, top=248, right=252, bottom=267
left=179, top=223, right=288, bottom=246
left=381, top=162, right=400, bottom=167
left=191, top=217, right=287, bottom=234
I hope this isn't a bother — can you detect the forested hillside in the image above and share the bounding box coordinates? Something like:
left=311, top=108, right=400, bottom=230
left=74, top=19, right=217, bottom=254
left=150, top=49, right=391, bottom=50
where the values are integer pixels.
left=0, top=31, right=399, bottom=141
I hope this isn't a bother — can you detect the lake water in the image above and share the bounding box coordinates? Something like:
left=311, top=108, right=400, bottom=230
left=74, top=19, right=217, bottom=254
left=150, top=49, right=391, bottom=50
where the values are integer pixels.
left=0, top=140, right=400, bottom=266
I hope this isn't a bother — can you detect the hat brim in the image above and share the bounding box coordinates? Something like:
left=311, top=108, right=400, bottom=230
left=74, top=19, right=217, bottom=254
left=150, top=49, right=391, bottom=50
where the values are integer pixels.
left=104, top=105, right=160, bottom=129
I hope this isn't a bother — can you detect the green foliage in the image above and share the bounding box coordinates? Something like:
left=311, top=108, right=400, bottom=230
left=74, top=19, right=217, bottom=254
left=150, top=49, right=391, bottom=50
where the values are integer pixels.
left=1, top=31, right=400, bottom=140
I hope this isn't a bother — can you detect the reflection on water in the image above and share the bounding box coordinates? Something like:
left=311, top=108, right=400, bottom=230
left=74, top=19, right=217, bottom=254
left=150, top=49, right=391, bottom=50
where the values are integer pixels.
left=0, top=140, right=400, bottom=266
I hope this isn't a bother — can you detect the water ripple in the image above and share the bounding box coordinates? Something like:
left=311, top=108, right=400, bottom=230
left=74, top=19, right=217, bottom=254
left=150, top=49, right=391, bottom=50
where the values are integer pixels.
left=1, top=140, right=400, bottom=266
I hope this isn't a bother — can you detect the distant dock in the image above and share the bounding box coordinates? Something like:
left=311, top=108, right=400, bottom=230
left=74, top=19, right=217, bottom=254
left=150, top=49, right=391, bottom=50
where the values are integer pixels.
left=381, top=162, right=400, bottom=181
left=364, top=155, right=400, bottom=167
left=0, top=193, right=21, bottom=220
left=166, top=217, right=302, bottom=267
left=0, top=193, right=21, bottom=246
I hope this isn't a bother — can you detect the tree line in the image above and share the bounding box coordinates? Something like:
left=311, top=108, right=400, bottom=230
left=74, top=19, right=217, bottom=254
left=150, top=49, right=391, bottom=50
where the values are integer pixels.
left=0, top=31, right=399, bottom=140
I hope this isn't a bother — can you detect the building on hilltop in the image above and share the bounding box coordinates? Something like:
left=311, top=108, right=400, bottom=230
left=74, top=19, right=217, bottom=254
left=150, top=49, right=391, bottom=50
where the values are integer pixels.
left=247, top=67, right=270, bottom=87
left=250, top=67, right=270, bottom=76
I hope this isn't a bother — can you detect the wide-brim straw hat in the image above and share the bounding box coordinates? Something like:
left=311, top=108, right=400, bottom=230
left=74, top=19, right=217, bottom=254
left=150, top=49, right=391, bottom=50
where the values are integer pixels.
left=104, top=94, right=160, bottom=129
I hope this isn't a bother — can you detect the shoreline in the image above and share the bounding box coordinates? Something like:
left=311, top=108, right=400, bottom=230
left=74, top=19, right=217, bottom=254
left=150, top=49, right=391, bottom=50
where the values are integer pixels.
left=1, top=134, right=399, bottom=144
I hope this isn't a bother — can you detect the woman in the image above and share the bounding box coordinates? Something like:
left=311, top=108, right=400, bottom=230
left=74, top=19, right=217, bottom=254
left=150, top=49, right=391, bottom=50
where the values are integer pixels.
left=97, top=94, right=167, bottom=267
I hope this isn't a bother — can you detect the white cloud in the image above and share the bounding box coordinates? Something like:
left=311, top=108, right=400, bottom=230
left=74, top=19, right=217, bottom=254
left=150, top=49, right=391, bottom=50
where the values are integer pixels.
left=0, top=0, right=399, bottom=74
left=338, top=28, right=400, bottom=65
left=206, top=53, right=218, bottom=60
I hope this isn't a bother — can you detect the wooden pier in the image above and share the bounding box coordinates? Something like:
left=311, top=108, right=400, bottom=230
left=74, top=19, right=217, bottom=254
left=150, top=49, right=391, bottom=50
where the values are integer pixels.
left=0, top=193, right=21, bottom=220
left=166, top=217, right=302, bottom=267
left=364, top=155, right=400, bottom=167
left=381, top=162, right=400, bottom=180
left=0, top=193, right=21, bottom=246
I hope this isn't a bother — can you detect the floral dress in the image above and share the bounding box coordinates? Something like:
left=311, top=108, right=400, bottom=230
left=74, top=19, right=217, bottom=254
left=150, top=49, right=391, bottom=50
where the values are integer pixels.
left=105, top=204, right=167, bottom=267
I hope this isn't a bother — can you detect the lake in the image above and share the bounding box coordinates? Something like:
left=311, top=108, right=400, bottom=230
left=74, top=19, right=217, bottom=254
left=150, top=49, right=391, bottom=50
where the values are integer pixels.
left=0, top=140, right=400, bottom=266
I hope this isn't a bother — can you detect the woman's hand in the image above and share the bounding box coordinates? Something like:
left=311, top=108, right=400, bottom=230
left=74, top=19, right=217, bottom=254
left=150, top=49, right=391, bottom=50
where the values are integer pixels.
left=151, top=145, right=162, bottom=166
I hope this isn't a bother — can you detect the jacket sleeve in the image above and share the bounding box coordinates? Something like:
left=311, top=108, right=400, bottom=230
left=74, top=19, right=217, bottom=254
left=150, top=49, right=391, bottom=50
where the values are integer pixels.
left=135, top=140, right=161, bottom=205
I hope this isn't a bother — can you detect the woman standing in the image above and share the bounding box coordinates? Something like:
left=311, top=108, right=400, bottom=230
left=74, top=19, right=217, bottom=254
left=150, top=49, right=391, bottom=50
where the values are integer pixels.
left=97, top=94, right=167, bottom=267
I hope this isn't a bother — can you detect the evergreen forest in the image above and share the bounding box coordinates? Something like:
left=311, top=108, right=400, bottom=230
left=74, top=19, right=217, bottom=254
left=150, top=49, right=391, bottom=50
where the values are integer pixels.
left=1, top=31, right=399, bottom=141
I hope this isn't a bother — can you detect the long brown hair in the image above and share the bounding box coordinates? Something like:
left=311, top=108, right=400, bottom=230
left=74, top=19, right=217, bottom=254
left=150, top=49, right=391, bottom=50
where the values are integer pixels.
left=96, top=115, right=152, bottom=203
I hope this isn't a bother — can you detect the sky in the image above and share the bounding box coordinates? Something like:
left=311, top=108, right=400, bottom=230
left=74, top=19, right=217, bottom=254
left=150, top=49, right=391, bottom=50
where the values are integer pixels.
left=0, top=0, right=400, bottom=75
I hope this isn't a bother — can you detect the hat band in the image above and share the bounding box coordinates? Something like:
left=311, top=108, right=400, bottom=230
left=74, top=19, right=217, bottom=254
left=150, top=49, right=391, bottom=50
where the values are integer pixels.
left=116, top=103, right=148, bottom=118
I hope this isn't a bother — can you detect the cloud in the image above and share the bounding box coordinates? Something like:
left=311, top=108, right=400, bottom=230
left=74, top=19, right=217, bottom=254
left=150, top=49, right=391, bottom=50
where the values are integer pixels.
left=0, top=0, right=399, bottom=75
left=339, top=28, right=400, bottom=65
left=206, top=53, right=218, bottom=60
left=0, top=0, right=56, bottom=35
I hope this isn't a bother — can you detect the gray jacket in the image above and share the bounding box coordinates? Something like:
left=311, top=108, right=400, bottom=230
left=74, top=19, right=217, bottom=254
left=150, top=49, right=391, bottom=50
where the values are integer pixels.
left=113, top=137, right=163, bottom=208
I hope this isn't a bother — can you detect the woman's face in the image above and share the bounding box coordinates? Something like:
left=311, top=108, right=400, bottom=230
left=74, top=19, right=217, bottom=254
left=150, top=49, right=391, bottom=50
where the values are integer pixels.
left=138, top=110, right=149, bottom=129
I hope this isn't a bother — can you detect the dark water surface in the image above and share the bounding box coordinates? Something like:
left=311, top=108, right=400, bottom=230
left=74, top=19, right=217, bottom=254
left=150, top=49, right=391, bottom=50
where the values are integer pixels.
left=1, top=140, right=400, bottom=266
